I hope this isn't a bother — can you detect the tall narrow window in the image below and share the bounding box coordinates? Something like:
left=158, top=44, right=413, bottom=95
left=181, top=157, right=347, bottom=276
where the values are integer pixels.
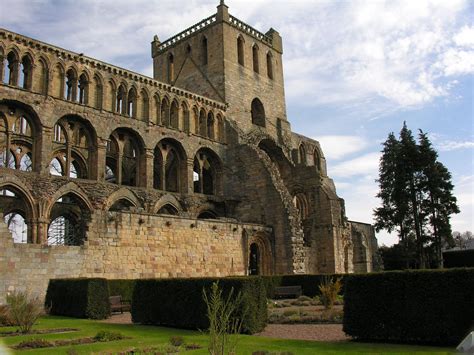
left=202, top=37, right=208, bottom=65
left=252, top=45, right=259, bottom=73
left=65, top=69, right=77, bottom=101
left=38, top=59, right=48, bottom=95
left=251, top=98, right=265, bottom=127
left=127, top=88, right=137, bottom=118
left=94, top=76, right=103, bottom=109
left=5, top=52, right=19, bottom=86
left=266, top=52, right=273, bottom=80
left=116, top=85, right=126, bottom=114
left=168, top=53, right=174, bottom=83
left=20, top=55, right=33, bottom=90
left=141, top=90, right=149, bottom=122
left=78, top=74, right=88, bottom=104
left=237, top=36, right=245, bottom=66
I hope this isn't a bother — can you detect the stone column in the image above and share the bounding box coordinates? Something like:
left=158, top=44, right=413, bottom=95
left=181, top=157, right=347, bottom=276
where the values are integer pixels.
left=144, top=148, right=155, bottom=189
left=186, top=158, right=195, bottom=194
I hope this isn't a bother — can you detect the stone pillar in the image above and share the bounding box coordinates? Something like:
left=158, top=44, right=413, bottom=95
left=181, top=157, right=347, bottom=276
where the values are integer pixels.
left=95, top=139, right=107, bottom=181
left=186, top=158, right=195, bottom=194
left=116, top=152, right=123, bottom=185
left=144, top=148, right=154, bottom=189
left=36, top=218, right=50, bottom=245
left=0, top=55, right=4, bottom=83
left=39, top=126, right=53, bottom=174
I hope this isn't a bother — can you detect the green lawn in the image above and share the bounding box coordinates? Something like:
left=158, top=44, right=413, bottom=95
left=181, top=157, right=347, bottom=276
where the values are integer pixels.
left=0, top=316, right=456, bottom=354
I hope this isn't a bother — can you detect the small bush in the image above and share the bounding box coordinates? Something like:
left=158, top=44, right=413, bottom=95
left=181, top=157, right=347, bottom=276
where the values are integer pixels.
left=6, top=291, right=44, bottom=333
left=15, top=338, right=53, bottom=349
left=169, top=335, right=184, bottom=346
left=319, top=277, right=342, bottom=310
left=0, top=305, right=13, bottom=326
left=282, top=309, right=298, bottom=317
left=93, top=330, right=124, bottom=342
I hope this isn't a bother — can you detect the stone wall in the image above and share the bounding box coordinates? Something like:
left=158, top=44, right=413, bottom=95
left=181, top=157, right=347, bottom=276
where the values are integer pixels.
left=0, top=211, right=269, bottom=304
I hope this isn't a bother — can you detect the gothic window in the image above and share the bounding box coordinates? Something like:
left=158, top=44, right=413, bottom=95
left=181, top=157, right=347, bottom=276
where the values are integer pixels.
left=157, top=204, right=179, bottom=215
left=93, top=75, right=103, bottom=109
left=193, top=106, right=199, bottom=135
left=4, top=51, right=19, bottom=86
left=154, top=94, right=161, bottom=125
left=199, top=109, right=206, bottom=136
left=298, top=144, right=306, bottom=165
left=252, top=44, right=259, bottom=73
left=109, top=198, right=135, bottom=212
left=53, top=64, right=65, bottom=98
left=182, top=103, right=190, bottom=132
left=65, top=69, right=77, bottom=101
left=313, top=148, right=321, bottom=171
left=193, top=148, right=221, bottom=195
left=127, top=88, right=137, bottom=118
left=47, top=193, right=90, bottom=246
left=266, top=52, right=273, bottom=80
left=116, top=85, right=126, bottom=114
left=237, top=36, right=245, bottom=66
left=293, top=193, right=309, bottom=221
left=38, top=58, right=48, bottom=95
left=77, top=73, right=88, bottom=104
left=251, top=98, right=265, bottom=127
left=216, top=114, right=224, bottom=143
left=202, top=36, right=208, bottom=65
left=197, top=210, right=217, bottom=219
left=20, top=55, right=33, bottom=90
left=140, top=89, right=149, bottom=122
left=170, top=100, right=179, bottom=129
left=154, top=139, right=186, bottom=193
left=207, top=112, right=215, bottom=139
left=0, top=187, right=32, bottom=243
left=168, top=53, right=174, bottom=83
left=161, top=97, right=170, bottom=126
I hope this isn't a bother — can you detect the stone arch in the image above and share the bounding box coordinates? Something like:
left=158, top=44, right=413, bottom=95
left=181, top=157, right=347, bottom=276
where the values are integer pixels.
left=51, top=61, right=66, bottom=98
left=0, top=178, right=36, bottom=220
left=192, top=106, right=199, bottom=134
left=266, top=51, right=273, bottom=80
left=257, top=138, right=293, bottom=179
left=3, top=47, right=20, bottom=86
left=216, top=113, right=225, bottom=143
left=193, top=147, right=223, bottom=195
left=127, top=86, right=138, bottom=118
left=298, top=143, right=306, bottom=165
left=293, top=192, right=309, bottom=220
left=45, top=182, right=93, bottom=218
left=140, top=87, right=150, bottom=122
left=154, top=137, right=188, bottom=193
left=19, top=52, right=34, bottom=90
left=199, top=107, right=207, bottom=136
left=153, top=93, right=161, bottom=125
left=181, top=101, right=190, bottom=132
left=161, top=95, right=171, bottom=127
left=207, top=111, right=215, bottom=139
left=251, top=98, right=265, bottom=127
left=116, top=83, right=127, bottom=114
left=252, top=43, right=259, bottom=73
left=106, top=78, right=117, bottom=112
left=36, top=56, right=49, bottom=95
left=92, top=73, right=104, bottom=109
left=245, top=230, right=272, bottom=275
left=170, top=99, right=179, bottom=129
left=104, top=188, right=140, bottom=211
left=64, top=66, right=79, bottom=101
left=197, top=209, right=218, bottom=219
left=77, top=71, right=90, bottom=105
left=153, top=194, right=182, bottom=215
left=237, top=35, right=245, bottom=66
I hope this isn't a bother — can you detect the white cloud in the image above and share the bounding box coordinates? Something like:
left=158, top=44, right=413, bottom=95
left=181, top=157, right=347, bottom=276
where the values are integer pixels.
left=330, top=152, right=380, bottom=178
left=437, top=140, right=474, bottom=152
left=313, top=135, right=369, bottom=160
left=454, top=25, right=474, bottom=47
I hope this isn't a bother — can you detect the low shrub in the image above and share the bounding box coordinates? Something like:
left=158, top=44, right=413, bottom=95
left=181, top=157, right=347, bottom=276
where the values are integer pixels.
left=343, top=268, right=474, bottom=345
left=93, top=330, right=125, bottom=342
left=0, top=304, right=13, bottom=326
left=262, top=274, right=347, bottom=298
left=319, top=276, right=342, bottom=310
left=45, top=278, right=110, bottom=319
left=132, top=276, right=267, bottom=334
left=5, top=291, right=44, bottom=333
left=15, top=338, right=53, bottom=349
left=169, top=335, right=184, bottom=346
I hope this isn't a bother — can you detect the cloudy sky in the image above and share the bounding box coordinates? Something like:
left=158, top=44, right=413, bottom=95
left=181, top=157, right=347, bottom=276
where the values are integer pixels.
left=1, top=0, right=472, bottom=246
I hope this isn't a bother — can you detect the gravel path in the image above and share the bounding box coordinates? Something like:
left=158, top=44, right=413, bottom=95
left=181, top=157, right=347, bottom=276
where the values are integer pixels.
left=100, top=313, right=350, bottom=342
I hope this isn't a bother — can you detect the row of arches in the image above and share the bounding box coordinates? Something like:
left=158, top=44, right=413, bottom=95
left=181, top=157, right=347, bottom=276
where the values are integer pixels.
left=237, top=36, right=274, bottom=80
left=1, top=47, right=226, bottom=143
left=297, top=143, right=323, bottom=171
left=0, top=102, right=223, bottom=195
left=0, top=182, right=222, bottom=246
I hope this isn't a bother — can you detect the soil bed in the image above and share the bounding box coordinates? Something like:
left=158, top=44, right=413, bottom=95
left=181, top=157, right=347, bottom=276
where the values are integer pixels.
left=0, top=327, right=79, bottom=337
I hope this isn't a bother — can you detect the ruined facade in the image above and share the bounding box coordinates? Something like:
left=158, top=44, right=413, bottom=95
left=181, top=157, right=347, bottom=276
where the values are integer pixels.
left=0, top=2, right=377, bottom=303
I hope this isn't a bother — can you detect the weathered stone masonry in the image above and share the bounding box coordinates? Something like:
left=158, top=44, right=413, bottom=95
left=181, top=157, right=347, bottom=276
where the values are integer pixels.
left=0, top=2, right=377, bottom=304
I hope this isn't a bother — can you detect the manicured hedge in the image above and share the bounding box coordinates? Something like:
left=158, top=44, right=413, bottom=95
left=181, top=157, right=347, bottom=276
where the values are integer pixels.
left=108, top=279, right=136, bottom=302
left=261, top=274, right=347, bottom=298
left=45, top=278, right=110, bottom=320
left=343, top=268, right=474, bottom=345
left=443, top=250, right=474, bottom=268
left=132, top=276, right=267, bottom=334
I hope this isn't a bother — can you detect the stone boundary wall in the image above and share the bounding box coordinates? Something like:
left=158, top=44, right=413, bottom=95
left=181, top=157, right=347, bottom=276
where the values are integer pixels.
left=0, top=211, right=270, bottom=304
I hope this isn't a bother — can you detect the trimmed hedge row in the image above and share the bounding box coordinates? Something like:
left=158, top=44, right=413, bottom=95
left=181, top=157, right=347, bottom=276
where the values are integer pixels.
left=108, top=279, right=136, bottom=302
left=343, top=268, right=474, bottom=345
left=45, top=278, right=110, bottom=319
left=261, top=274, right=347, bottom=298
left=132, top=277, right=267, bottom=334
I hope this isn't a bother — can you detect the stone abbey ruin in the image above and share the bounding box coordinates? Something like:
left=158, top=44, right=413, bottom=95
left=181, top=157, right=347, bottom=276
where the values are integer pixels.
left=0, top=2, right=377, bottom=303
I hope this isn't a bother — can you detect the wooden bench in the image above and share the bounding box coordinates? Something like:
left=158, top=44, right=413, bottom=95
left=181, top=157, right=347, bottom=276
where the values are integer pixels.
left=109, top=295, right=131, bottom=313
left=273, top=286, right=302, bottom=299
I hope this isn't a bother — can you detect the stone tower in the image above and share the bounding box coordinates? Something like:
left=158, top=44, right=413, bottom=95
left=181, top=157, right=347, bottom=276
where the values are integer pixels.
left=152, top=1, right=288, bottom=138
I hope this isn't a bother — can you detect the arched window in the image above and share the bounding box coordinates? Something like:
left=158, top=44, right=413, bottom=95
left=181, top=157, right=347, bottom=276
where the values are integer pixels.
left=168, top=53, right=174, bottom=83
left=202, top=37, right=208, bottom=65
left=107, top=129, right=144, bottom=187
left=65, top=69, right=77, bottom=101
left=127, top=88, right=137, bottom=118
left=48, top=193, right=90, bottom=246
left=216, top=114, right=225, bottom=143
left=252, top=45, right=259, bottom=73
left=161, top=97, right=170, bottom=126
left=193, top=107, right=199, bottom=134
left=182, top=103, right=190, bottom=132
left=77, top=73, right=88, bottom=104
left=251, top=98, right=265, bottom=127
left=153, top=94, right=161, bottom=125
left=157, top=204, right=179, bottom=215
left=93, top=75, right=103, bottom=109
left=50, top=115, right=96, bottom=179
left=293, top=193, right=309, bottom=221
left=141, top=90, right=149, bottom=122
left=298, top=144, right=306, bottom=165
left=53, top=64, right=64, bottom=98
left=4, top=51, right=19, bottom=86
left=237, top=36, right=245, bottom=66
left=116, top=85, right=126, bottom=114
left=313, top=148, right=321, bottom=171
left=170, top=100, right=179, bottom=129
left=0, top=105, right=37, bottom=172
left=193, top=148, right=221, bottom=195
left=197, top=210, right=217, bottom=219
left=199, top=109, right=207, bottom=136
left=107, top=80, right=116, bottom=111
left=207, top=112, right=215, bottom=139
left=0, top=187, right=33, bottom=243
left=154, top=139, right=186, bottom=193
left=109, top=198, right=135, bottom=212
left=266, top=52, right=273, bottom=80
left=20, top=55, right=33, bottom=90
left=37, top=59, right=49, bottom=95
